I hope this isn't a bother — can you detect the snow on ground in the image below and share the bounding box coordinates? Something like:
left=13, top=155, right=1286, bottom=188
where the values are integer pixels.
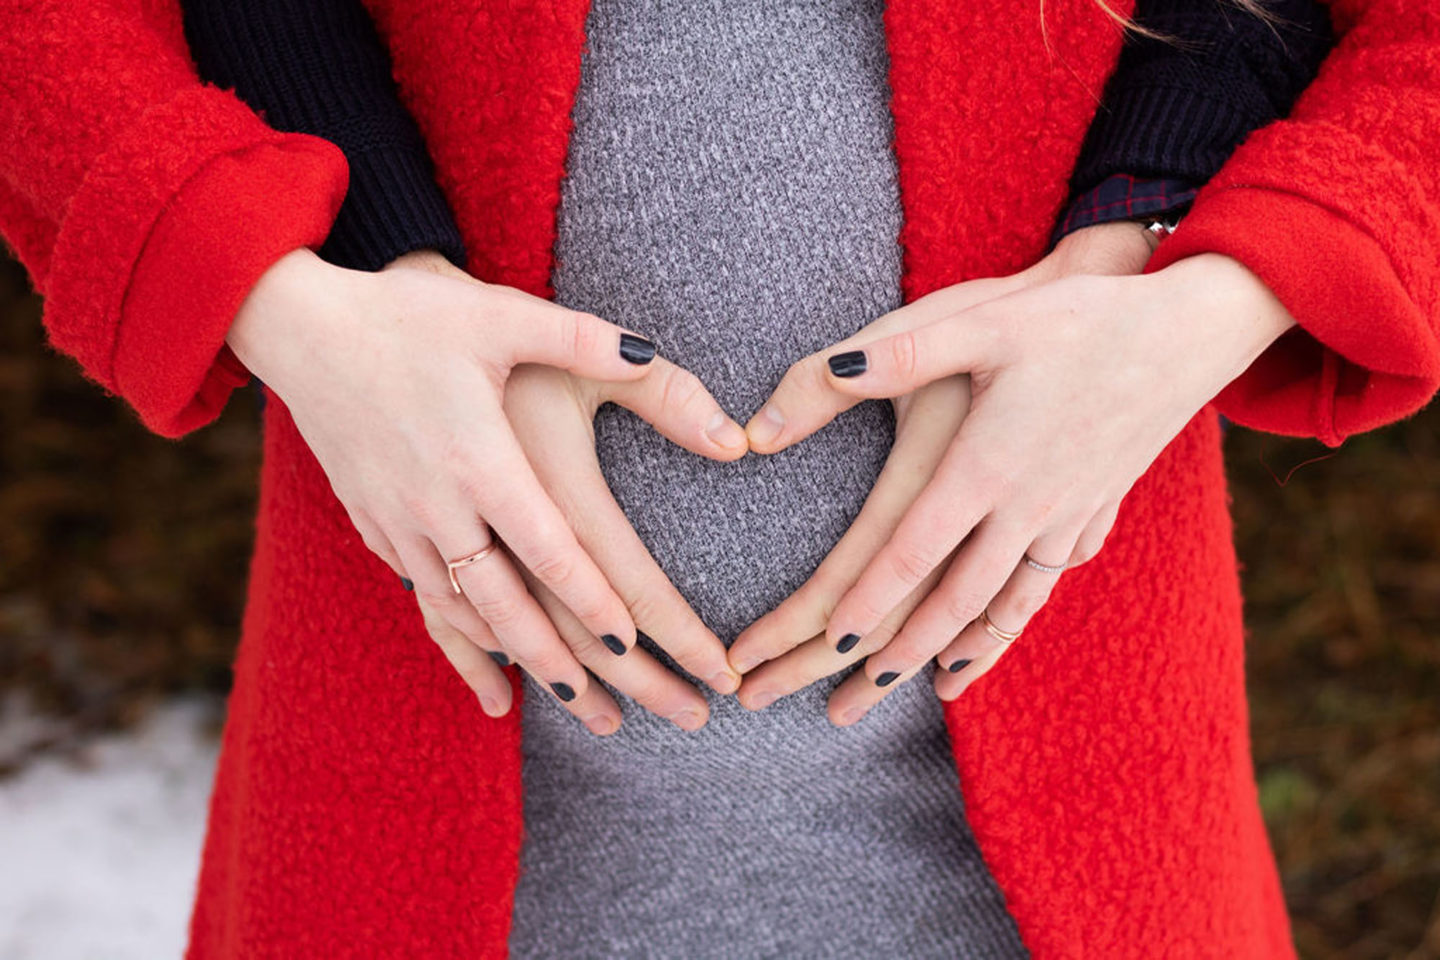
left=0, top=697, right=221, bottom=960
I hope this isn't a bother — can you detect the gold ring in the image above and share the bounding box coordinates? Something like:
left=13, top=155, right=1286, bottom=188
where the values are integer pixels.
left=446, top=542, right=498, bottom=594
left=980, top=608, right=1022, bottom=645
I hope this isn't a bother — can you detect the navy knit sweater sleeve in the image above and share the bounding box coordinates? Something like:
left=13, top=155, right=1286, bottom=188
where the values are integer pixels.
left=180, top=0, right=466, bottom=272
left=1066, top=0, right=1334, bottom=199
left=178, top=0, right=1331, bottom=273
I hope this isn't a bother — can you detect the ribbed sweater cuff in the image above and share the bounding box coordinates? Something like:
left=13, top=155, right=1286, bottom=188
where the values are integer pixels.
left=320, top=141, right=467, bottom=272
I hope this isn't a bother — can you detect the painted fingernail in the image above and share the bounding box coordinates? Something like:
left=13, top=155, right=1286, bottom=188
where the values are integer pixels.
left=875, top=671, right=900, bottom=687
left=706, top=410, right=748, bottom=449
left=947, top=657, right=973, bottom=673
left=550, top=681, right=576, bottom=702
left=747, top=405, right=785, bottom=446
left=400, top=577, right=414, bottom=591
left=585, top=715, right=618, bottom=736
left=600, top=633, right=627, bottom=656
left=619, top=333, right=657, bottom=364
left=670, top=709, right=705, bottom=732
left=488, top=650, right=510, bottom=666
left=827, top=350, right=868, bottom=378
left=836, top=633, right=861, bottom=654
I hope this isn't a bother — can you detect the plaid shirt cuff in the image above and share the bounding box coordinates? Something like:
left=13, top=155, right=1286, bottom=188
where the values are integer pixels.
left=1050, top=173, right=1200, bottom=250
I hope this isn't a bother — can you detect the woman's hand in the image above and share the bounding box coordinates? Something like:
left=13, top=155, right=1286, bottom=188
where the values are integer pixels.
left=730, top=224, right=1296, bottom=722
left=225, top=248, right=746, bottom=734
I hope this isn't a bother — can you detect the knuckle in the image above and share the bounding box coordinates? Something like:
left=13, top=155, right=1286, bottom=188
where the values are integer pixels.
left=528, top=548, right=578, bottom=592
left=569, top=311, right=603, bottom=362
left=468, top=591, right=523, bottom=629
left=1010, top=590, right=1051, bottom=619
left=887, top=330, right=919, bottom=381
left=942, top=589, right=990, bottom=627
left=889, top=540, right=942, bottom=587
left=659, top=365, right=707, bottom=414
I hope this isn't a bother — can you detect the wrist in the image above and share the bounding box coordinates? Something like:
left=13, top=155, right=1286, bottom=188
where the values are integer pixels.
left=1152, top=252, right=1299, bottom=381
left=225, top=247, right=348, bottom=386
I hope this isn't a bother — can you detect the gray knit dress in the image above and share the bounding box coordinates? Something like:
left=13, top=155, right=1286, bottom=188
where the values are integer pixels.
left=508, top=1, right=1032, bottom=956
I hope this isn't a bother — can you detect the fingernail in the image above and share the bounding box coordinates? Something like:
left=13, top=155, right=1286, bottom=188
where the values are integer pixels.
left=619, top=333, right=657, bottom=364
left=827, top=350, right=868, bottom=378
left=839, top=707, right=862, bottom=725
left=600, top=633, right=627, bottom=656
left=947, top=657, right=972, bottom=673
left=479, top=695, right=501, bottom=716
left=748, top=690, right=778, bottom=711
left=488, top=650, right=510, bottom=666
left=875, top=671, right=900, bottom=687
left=747, top=405, right=784, bottom=446
left=400, top=576, right=414, bottom=591
left=709, top=670, right=740, bottom=694
left=731, top=654, right=760, bottom=673
left=836, top=633, right=861, bottom=654
left=584, top=715, right=618, bottom=736
left=705, top=410, right=748, bottom=449
left=550, top=681, right=576, bottom=702
left=670, top=709, right=705, bottom=731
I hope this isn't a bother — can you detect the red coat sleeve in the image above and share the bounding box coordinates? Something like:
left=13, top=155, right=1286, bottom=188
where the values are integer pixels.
left=1145, top=0, right=1440, bottom=448
left=0, top=0, right=349, bottom=438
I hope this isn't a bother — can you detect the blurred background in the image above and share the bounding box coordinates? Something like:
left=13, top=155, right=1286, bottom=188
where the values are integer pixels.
left=1, top=248, right=1437, bottom=959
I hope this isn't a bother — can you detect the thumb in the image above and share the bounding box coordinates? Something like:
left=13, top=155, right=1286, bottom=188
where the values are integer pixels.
left=602, top=358, right=749, bottom=461
left=819, top=309, right=1001, bottom=400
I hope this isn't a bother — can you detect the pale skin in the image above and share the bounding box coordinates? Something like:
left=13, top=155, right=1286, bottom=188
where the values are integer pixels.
left=730, top=221, right=1300, bottom=723
left=226, top=222, right=1299, bottom=734
left=224, top=247, right=747, bottom=737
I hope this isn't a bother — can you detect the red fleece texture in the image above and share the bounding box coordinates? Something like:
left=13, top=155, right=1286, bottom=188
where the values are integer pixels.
left=1, top=0, right=1437, bottom=958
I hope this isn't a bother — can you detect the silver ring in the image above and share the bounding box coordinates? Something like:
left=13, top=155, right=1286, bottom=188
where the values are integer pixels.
left=1024, top=553, right=1067, bottom=575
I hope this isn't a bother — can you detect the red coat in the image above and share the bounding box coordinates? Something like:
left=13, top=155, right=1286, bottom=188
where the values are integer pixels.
left=2, top=0, right=1437, bottom=956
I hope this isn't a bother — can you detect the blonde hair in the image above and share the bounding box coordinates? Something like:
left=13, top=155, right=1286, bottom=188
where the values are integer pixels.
left=1081, top=0, right=1280, bottom=44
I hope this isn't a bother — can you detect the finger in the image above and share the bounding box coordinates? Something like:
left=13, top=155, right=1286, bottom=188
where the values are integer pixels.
left=826, top=659, right=930, bottom=727
left=462, top=422, right=639, bottom=653
left=415, top=595, right=514, bottom=717
left=486, top=296, right=661, bottom=383
left=824, top=439, right=996, bottom=652
left=406, top=522, right=593, bottom=703
left=933, top=638, right=1009, bottom=701
left=745, top=276, right=1024, bottom=455
left=522, top=570, right=711, bottom=733
left=1068, top=499, right=1120, bottom=567
left=507, top=395, right=741, bottom=696
left=736, top=571, right=941, bottom=711
left=858, top=518, right=1032, bottom=682
left=601, top=356, right=748, bottom=461
left=818, top=308, right=1008, bottom=400
left=729, top=378, right=967, bottom=673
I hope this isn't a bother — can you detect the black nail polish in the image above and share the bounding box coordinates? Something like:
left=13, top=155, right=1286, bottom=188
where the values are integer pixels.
left=827, top=350, right=868, bottom=378
left=600, top=633, right=627, bottom=656
left=400, top=576, right=414, bottom=591
left=836, top=633, right=861, bottom=654
left=550, top=682, right=576, bottom=702
left=875, top=671, right=900, bottom=687
left=488, top=651, right=510, bottom=666
left=948, top=658, right=973, bottom=673
left=619, top=333, right=657, bottom=364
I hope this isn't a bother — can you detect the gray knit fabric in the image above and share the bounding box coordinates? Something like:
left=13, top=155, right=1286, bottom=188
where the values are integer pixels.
left=509, top=1, right=1032, bottom=957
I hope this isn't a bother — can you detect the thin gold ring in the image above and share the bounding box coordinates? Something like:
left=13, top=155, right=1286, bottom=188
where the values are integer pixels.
left=980, top=608, right=1022, bottom=646
left=446, top=542, right=498, bottom=594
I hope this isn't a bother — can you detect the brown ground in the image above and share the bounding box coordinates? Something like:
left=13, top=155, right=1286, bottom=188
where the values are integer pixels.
left=1, top=253, right=1437, bottom=957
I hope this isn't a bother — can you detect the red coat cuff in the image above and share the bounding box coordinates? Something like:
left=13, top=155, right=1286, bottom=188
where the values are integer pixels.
left=40, top=87, right=348, bottom=438
left=1146, top=186, right=1440, bottom=448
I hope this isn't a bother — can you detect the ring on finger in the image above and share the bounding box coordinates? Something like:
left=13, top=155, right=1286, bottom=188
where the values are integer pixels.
left=446, top=539, right=500, bottom=594
left=980, top=608, right=1023, bottom=645
left=1023, top=553, right=1067, bottom=575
